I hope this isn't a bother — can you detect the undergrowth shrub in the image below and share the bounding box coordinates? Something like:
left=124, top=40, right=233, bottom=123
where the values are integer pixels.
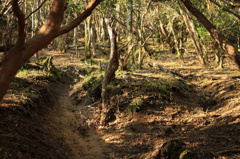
left=126, top=97, right=143, bottom=115
left=70, top=69, right=104, bottom=105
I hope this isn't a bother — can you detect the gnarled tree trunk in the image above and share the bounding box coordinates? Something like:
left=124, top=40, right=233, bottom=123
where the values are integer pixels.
left=100, top=17, right=119, bottom=125
left=181, top=0, right=240, bottom=69
left=0, top=0, right=103, bottom=102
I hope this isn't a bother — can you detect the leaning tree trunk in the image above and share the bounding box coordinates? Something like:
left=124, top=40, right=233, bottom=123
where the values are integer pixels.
left=0, top=0, right=103, bottom=102
left=179, top=7, right=207, bottom=65
left=100, top=17, right=119, bottom=125
left=181, top=0, right=240, bottom=69
left=0, top=0, right=66, bottom=103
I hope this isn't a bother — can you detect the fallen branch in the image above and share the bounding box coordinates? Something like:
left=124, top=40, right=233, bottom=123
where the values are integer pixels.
left=218, top=149, right=240, bottom=156
left=157, top=65, right=185, bottom=79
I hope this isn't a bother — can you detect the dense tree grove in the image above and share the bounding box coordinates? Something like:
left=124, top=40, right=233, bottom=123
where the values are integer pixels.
left=0, top=0, right=239, bottom=103
left=1, top=1, right=240, bottom=158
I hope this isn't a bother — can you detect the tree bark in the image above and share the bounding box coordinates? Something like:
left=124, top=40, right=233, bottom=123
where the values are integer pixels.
left=57, top=0, right=103, bottom=36
left=84, top=16, right=92, bottom=59
left=100, top=17, right=119, bottom=125
left=158, top=18, right=175, bottom=53
left=179, top=7, right=207, bottom=65
left=181, top=0, right=240, bottom=69
left=0, top=0, right=66, bottom=102
left=0, top=0, right=103, bottom=102
left=126, top=0, right=134, bottom=69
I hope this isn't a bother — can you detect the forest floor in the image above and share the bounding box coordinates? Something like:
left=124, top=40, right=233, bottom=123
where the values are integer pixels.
left=0, top=49, right=240, bottom=159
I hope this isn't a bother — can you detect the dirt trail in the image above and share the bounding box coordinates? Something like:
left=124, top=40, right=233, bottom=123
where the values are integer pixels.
left=1, top=51, right=239, bottom=159
left=48, top=85, right=109, bottom=159
left=45, top=53, right=240, bottom=159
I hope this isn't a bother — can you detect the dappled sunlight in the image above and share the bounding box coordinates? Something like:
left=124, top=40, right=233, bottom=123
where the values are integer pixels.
left=1, top=0, right=240, bottom=158
left=101, top=133, right=124, bottom=144
left=1, top=47, right=240, bottom=158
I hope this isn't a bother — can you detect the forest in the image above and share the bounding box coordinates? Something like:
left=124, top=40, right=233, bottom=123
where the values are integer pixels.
left=0, top=0, right=240, bottom=158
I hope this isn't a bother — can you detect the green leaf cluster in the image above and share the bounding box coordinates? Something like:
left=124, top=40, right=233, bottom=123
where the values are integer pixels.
left=126, top=97, right=143, bottom=115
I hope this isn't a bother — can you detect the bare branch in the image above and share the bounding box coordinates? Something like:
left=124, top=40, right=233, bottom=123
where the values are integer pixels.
left=117, top=38, right=132, bottom=53
left=142, top=0, right=152, bottom=20
left=220, top=0, right=240, bottom=7
left=25, top=0, right=48, bottom=20
left=222, top=19, right=238, bottom=31
left=2, top=0, right=23, bottom=14
left=3, top=0, right=48, bottom=41
left=0, top=0, right=11, bottom=14
left=210, top=0, right=240, bottom=19
left=112, top=15, right=127, bottom=28
left=58, top=0, right=103, bottom=36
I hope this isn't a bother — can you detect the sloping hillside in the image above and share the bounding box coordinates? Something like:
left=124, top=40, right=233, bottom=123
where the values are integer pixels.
left=0, top=51, right=239, bottom=159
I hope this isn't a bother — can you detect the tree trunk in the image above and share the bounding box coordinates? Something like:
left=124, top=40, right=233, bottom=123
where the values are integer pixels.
left=181, top=0, right=240, bottom=69
left=238, top=9, right=240, bottom=49
left=0, top=0, right=66, bottom=102
left=126, top=0, right=134, bottom=69
left=214, top=42, right=225, bottom=69
left=73, top=12, right=79, bottom=58
left=179, top=7, right=207, bottom=65
left=120, top=44, right=134, bottom=70
left=169, top=17, right=183, bottom=62
left=0, top=0, right=103, bottom=102
left=158, top=18, right=175, bottom=53
left=136, top=0, right=152, bottom=68
left=74, top=26, right=79, bottom=58
left=100, top=17, right=119, bottom=125
left=84, top=16, right=92, bottom=60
